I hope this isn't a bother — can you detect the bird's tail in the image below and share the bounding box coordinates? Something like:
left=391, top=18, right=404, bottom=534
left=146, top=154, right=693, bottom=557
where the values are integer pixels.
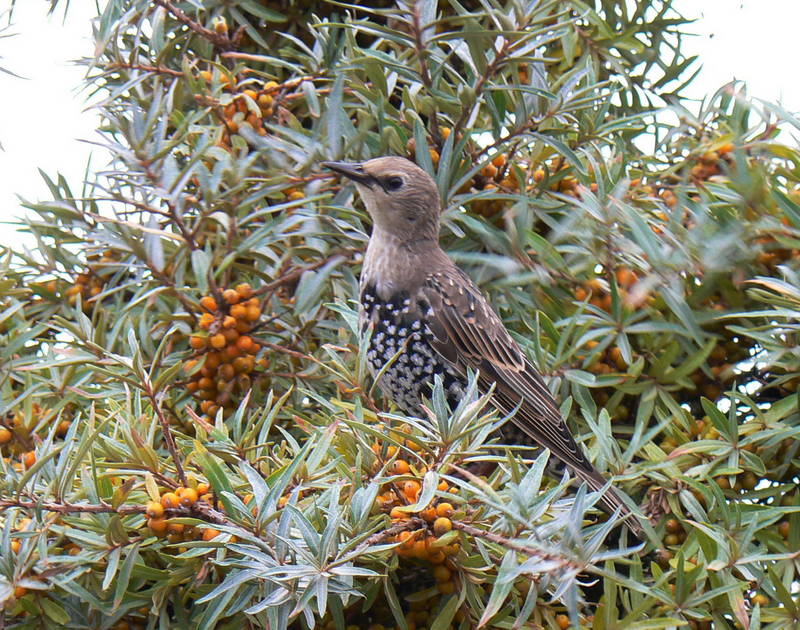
left=573, top=467, right=646, bottom=540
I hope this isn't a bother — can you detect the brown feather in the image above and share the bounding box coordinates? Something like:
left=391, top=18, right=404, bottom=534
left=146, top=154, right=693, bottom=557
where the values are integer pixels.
left=423, top=267, right=644, bottom=537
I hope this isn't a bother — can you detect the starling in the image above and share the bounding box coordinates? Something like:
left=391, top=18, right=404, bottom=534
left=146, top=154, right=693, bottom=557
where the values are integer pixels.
left=323, top=156, right=644, bottom=537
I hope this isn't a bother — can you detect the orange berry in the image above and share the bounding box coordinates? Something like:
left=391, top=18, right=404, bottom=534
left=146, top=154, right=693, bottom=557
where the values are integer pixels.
left=202, top=528, right=221, bottom=541
left=146, top=501, right=165, bottom=519
left=433, top=517, right=452, bottom=536
left=22, top=451, right=36, bottom=468
left=222, top=315, right=237, bottom=329
left=403, top=480, right=421, bottom=500
left=397, top=530, right=414, bottom=548
left=160, top=492, right=180, bottom=509
left=491, top=153, right=506, bottom=168
left=196, top=483, right=210, bottom=495
left=235, top=335, right=254, bottom=352
left=437, top=480, right=449, bottom=492
left=390, top=507, right=410, bottom=520
left=222, top=289, right=240, bottom=304
left=198, top=313, right=215, bottom=329
left=420, top=507, right=437, bottom=522
left=148, top=517, right=168, bottom=535
left=0, top=428, right=12, bottom=444
left=205, top=353, right=222, bottom=370
left=221, top=344, right=240, bottom=362
left=232, top=356, right=253, bottom=373
left=392, top=460, right=410, bottom=475
left=167, top=521, right=184, bottom=535
left=436, top=502, right=454, bottom=518
left=555, top=614, right=570, bottom=630
left=218, top=363, right=235, bottom=381
left=199, top=296, right=218, bottom=312
left=245, top=305, right=261, bottom=322
left=210, top=334, right=226, bottom=349
left=10, top=540, right=21, bottom=553
left=234, top=283, right=253, bottom=300
left=189, top=335, right=207, bottom=350
left=179, top=487, right=199, bottom=507
left=222, top=328, right=239, bottom=343
left=13, top=586, right=26, bottom=599
left=230, top=304, right=247, bottom=319
left=213, top=17, right=228, bottom=35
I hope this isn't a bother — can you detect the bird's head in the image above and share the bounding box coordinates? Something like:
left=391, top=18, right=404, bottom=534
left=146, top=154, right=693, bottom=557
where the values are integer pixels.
left=322, top=156, right=441, bottom=242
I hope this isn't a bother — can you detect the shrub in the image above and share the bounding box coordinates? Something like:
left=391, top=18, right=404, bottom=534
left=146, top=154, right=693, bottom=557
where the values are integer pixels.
left=1, top=1, right=798, bottom=628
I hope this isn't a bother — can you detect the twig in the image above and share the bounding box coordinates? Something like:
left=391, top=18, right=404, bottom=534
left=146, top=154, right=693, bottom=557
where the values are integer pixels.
left=143, top=383, right=188, bottom=487
left=253, top=250, right=354, bottom=297
left=452, top=38, right=512, bottom=140
left=451, top=521, right=584, bottom=572
left=105, top=62, right=183, bottom=78
left=0, top=499, right=144, bottom=515
left=152, top=0, right=232, bottom=50
left=409, top=2, right=439, bottom=140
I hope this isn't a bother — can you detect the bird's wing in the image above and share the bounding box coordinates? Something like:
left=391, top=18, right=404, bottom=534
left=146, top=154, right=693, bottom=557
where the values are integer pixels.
left=422, top=267, right=594, bottom=474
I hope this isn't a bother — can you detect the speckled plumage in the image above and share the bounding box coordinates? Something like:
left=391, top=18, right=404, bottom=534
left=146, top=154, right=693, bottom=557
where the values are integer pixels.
left=359, top=283, right=464, bottom=414
left=323, top=156, right=644, bottom=537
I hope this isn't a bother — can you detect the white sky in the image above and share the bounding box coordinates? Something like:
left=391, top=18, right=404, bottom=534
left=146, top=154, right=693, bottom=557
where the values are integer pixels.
left=0, top=0, right=798, bottom=246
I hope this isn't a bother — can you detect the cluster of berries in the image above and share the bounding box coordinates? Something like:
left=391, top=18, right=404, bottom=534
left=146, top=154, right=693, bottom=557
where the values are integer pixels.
left=0, top=404, right=74, bottom=473
left=199, top=68, right=280, bottom=146
left=63, top=251, right=119, bottom=309
left=372, top=451, right=462, bottom=596
left=186, top=284, right=266, bottom=421
left=144, top=483, right=223, bottom=542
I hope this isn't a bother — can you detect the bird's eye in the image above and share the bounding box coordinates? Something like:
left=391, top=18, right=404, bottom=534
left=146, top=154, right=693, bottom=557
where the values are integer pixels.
left=385, top=176, right=404, bottom=191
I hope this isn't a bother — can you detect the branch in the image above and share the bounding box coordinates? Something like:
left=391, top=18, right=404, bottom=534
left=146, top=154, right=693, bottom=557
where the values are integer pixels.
left=152, top=0, right=232, bottom=50
left=143, top=382, right=188, bottom=487
left=105, top=62, right=183, bottom=78
left=253, top=249, right=355, bottom=297
left=451, top=521, right=584, bottom=572
left=0, top=499, right=144, bottom=515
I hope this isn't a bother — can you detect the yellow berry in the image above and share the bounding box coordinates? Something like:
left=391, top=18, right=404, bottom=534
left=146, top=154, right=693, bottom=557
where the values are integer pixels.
left=433, top=517, right=452, bottom=536
left=146, top=501, right=165, bottom=519
left=202, top=528, right=221, bottom=541
left=179, top=487, right=199, bottom=507
left=160, top=492, right=180, bottom=509
left=436, top=502, right=454, bottom=518
left=148, top=517, right=168, bottom=536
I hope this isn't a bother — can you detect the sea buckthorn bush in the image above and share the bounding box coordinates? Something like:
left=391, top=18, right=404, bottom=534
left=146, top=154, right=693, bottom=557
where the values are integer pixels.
left=1, top=1, right=799, bottom=629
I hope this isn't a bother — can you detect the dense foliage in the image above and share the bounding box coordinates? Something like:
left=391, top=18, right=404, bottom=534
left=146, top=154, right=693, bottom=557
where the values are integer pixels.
left=1, top=1, right=799, bottom=628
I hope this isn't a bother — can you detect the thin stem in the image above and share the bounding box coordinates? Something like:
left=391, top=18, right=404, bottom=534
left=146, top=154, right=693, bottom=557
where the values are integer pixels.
left=152, top=0, right=232, bottom=50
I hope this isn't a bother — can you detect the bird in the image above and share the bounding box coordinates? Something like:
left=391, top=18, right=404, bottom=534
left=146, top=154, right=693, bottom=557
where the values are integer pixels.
left=322, top=156, right=644, bottom=537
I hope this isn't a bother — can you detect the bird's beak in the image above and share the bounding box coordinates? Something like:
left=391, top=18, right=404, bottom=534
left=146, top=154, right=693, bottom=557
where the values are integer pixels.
left=321, top=161, right=372, bottom=187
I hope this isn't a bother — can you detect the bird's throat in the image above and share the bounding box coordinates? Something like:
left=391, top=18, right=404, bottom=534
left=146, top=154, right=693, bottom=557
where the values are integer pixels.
left=362, top=227, right=439, bottom=299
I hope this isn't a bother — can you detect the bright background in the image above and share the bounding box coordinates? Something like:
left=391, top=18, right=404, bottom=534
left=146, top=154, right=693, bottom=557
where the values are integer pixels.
left=0, top=0, right=798, bottom=243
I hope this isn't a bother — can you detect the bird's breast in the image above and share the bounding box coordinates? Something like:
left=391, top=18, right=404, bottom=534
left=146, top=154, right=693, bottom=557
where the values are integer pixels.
left=358, top=282, right=464, bottom=413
